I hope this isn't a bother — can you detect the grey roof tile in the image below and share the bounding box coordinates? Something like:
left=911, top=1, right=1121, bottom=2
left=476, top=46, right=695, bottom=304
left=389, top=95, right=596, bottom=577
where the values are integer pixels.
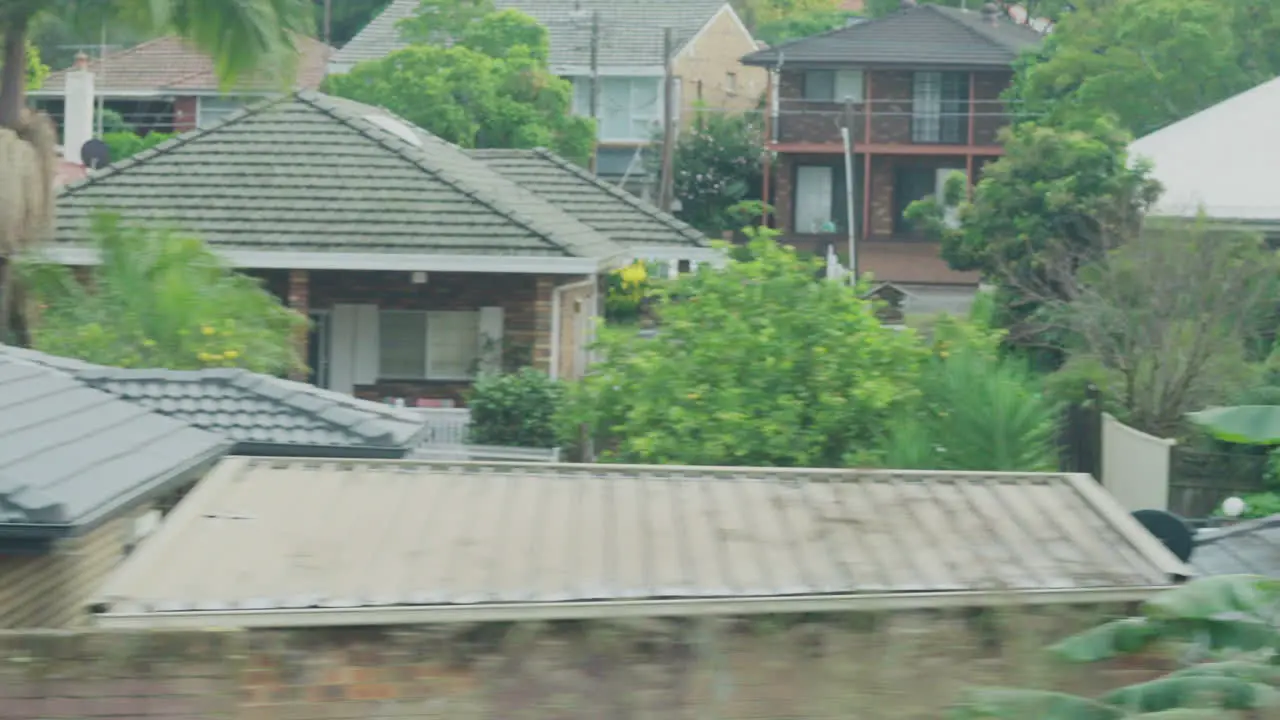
left=743, top=4, right=1044, bottom=68
left=332, top=0, right=728, bottom=70
left=0, top=346, right=431, bottom=453
left=1192, top=516, right=1280, bottom=577
left=469, top=148, right=708, bottom=249
left=55, top=91, right=623, bottom=261
left=0, top=357, right=229, bottom=530
left=94, top=460, right=1190, bottom=624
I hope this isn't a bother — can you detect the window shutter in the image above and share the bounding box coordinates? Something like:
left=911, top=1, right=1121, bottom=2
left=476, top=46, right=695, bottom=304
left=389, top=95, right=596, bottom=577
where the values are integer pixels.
left=478, top=306, right=505, bottom=375
left=353, top=304, right=380, bottom=385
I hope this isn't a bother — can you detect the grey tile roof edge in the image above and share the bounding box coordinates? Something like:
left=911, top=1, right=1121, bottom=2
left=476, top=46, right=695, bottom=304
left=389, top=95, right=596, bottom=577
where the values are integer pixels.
left=292, top=91, right=625, bottom=260
left=72, top=364, right=431, bottom=449
left=741, top=4, right=1041, bottom=67
left=469, top=147, right=710, bottom=247
left=1195, top=514, right=1280, bottom=545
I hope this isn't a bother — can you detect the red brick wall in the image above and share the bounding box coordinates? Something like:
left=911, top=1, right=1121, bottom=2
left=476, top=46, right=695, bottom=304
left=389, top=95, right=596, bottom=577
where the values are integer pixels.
left=974, top=70, right=1014, bottom=146
left=868, top=70, right=914, bottom=145
left=172, top=97, right=197, bottom=132
left=0, top=610, right=1174, bottom=720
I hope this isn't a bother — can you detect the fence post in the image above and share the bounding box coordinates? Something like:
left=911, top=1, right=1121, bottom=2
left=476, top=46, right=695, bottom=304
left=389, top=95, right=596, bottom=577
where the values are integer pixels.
left=1062, top=383, right=1104, bottom=482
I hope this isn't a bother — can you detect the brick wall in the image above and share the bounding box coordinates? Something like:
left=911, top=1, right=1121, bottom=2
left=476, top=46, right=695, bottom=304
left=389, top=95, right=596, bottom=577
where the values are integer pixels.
left=974, top=70, right=1014, bottom=146
left=675, top=7, right=768, bottom=122
left=172, top=97, right=197, bottom=133
left=0, top=608, right=1175, bottom=720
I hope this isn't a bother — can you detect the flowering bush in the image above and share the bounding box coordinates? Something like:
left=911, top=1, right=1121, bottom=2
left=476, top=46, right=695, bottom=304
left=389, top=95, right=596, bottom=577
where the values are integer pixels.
left=655, top=109, right=765, bottom=234
left=604, top=260, right=658, bottom=324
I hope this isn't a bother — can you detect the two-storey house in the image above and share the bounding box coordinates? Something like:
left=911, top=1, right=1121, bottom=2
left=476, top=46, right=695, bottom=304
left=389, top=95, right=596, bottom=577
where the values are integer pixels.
left=330, top=0, right=765, bottom=193
left=742, top=2, right=1043, bottom=293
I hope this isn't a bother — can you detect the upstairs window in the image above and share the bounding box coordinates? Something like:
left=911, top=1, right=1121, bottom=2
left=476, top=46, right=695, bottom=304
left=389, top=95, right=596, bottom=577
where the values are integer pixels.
left=802, top=70, right=864, bottom=102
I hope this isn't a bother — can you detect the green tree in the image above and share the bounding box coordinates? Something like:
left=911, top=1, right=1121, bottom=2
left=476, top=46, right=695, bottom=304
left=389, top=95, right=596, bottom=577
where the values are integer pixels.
left=734, top=0, right=842, bottom=28
left=398, top=0, right=497, bottom=44
left=324, top=10, right=594, bottom=164
left=905, top=118, right=1162, bottom=341
left=560, top=231, right=925, bottom=466
left=952, top=575, right=1280, bottom=719
left=862, top=0, right=1069, bottom=22
left=102, top=130, right=176, bottom=162
left=657, top=109, right=764, bottom=234
left=467, top=368, right=564, bottom=448
left=0, top=0, right=314, bottom=341
left=21, top=212, right=306, bottom=375
left=1009, top=0, right=1280, bottom=137
left=0, top=39, right=45, bottom=89
left=754, top=9, right=860, bottom=45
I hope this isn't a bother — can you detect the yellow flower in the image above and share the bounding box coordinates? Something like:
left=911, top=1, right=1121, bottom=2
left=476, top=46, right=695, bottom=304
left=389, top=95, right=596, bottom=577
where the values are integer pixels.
left=619, top=262, right=647, bottom=287
left=197, top=352, right=212, bottom=362
left=224, top=350, right=240, bottom=359
left=201, top=325, right=216, bottom=335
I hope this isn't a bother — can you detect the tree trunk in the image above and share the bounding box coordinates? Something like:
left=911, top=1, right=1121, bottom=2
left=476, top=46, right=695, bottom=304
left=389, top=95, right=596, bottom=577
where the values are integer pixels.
left=0, top=16, right=30, bottom=129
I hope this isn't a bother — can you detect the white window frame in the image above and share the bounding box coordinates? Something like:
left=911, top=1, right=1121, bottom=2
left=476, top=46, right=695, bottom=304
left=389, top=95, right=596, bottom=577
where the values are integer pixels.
left=794, top=165, right=836, bottom=234
left=196, top=96, right=248, bottom=129
left=377, top=309, right=482, bottom=382
left=579, top=77, right=662, bottom=142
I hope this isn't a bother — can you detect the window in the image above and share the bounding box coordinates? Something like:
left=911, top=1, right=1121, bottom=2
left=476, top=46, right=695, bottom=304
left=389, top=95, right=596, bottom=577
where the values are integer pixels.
left=802, top=70, right=864, bottom=101
left=912, top=71, right=969, bottom=143
left=378, top=310, right=481, bottom=380
left=795, top=165, right=835, bottom=234
left=893, top=167, right=938, bottom=232
left=725, top=72, right=738, bottom=94
left=572, top=77, right=662, bottom=142
left=197, top=96, right=247, bottom=128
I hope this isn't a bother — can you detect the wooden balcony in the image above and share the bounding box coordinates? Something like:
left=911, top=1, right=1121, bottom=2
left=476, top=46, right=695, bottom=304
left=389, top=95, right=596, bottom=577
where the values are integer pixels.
left=771, top=98, right=1013, bottom=154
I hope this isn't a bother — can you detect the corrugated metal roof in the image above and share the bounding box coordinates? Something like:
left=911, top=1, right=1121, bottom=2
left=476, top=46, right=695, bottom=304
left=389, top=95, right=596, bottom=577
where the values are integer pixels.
left=1130, top=76, right=1280, bottom=223
left=0, top=346, right=429, bottom=454
left=1191, top=515, right=1280, bottom=577
left=94, top=459, right=1189, bottom=627
left=0, top=356, right=229, bottom=531
left=743, top=4, right=1043, bottom=68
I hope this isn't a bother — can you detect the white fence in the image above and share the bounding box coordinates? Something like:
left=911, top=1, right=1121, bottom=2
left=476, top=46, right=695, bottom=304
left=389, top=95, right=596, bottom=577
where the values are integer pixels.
left=411, top=408, right=472, bottom=445
left=408, top=408, right=560, bottom=462
left=1101, top=412, right=1176, bottom=512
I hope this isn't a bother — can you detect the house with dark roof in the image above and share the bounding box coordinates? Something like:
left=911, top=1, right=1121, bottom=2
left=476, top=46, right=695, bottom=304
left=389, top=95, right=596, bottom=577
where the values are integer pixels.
left=42, top=91, right=714, bottom=404
left=0, top=353, right=230, bottom=628
left=331, top=0, right=765, bottom=188
left=30, top=35, right=333, bottom=135
left=741, top=2, right=1044, bottom=296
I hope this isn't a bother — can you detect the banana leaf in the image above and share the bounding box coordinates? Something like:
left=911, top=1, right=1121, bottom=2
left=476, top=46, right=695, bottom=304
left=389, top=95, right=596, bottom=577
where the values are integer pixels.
left=1187, top=406, right=1280, bottom=445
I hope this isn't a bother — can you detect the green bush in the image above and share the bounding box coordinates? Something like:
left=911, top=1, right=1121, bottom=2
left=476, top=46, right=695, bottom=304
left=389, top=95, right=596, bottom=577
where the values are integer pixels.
left=467, top=368, right=564, bottom=448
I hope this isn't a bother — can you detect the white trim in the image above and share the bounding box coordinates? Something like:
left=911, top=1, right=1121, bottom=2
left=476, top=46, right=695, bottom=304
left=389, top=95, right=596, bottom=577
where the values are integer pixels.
left=674, top=3, right=756, bottom=63
left=92, top=585, right=1175, bottom=630
left=37, top=246, right=608, bottom=274
left=557, top=65, right=666, bottom=78
left=628, top=246, right=726, bottom=264
left=29, top=89, right=281, bottom=99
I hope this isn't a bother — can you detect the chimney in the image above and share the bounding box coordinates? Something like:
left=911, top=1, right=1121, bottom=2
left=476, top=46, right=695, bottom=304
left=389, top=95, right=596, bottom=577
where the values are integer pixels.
left=63, top=51, right=95, bottom=166
left=981, top=2, right=1001, bottom=24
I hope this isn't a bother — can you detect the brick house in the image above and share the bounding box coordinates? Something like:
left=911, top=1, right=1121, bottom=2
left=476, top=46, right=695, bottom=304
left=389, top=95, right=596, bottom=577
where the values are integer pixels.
left=45, top=91, right=714, bottom=407
left=742, top=3, right=1043, bottom=297
left=30, top=35, right=332, bottom=136
left=330, top=0, right=766, bottom=192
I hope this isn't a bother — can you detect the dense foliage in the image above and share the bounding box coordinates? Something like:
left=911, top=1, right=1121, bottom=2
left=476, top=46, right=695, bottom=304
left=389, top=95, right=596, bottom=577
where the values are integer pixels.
left=102, top=130, right=176, bottom=162
left=324, top=9, right=594, bottom=165
left=754, top=9, right=860, bottom=45
left=467, top=368, right=564, bottom=448
left=662, top=110, right=765, bottom=234
left=561, top=232, right=925, bottom=466
left=954, top=575, right=1280, bottom=718
left=21, top=213, right=306, bottom=375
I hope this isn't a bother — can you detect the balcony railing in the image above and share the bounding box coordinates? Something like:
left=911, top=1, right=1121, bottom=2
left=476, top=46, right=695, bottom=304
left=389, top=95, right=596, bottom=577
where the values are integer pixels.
left=773, top=98, right=1016, bottom=147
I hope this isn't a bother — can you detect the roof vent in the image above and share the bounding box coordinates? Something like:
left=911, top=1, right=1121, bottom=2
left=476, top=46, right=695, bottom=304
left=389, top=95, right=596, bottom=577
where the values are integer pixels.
left=981, top=2, right=1001, bottom=23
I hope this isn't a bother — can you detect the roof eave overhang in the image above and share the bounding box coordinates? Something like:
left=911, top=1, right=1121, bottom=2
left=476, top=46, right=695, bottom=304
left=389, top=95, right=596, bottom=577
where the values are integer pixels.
left=38, top=246, right=609, bottom=275
left=749, top=58, right=1017, bottom=71
left=92, top=585, right=1180, bottom=630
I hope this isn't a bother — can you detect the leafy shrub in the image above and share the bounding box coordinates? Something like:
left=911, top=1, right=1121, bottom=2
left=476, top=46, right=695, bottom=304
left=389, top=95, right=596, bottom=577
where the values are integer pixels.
left=658, top=109, right=764, bottom=234
left=604, top=261, right=660, bottom=324
left=103, top=130, right=177, bottom=163
left=467, top=368, right=564, bottom=448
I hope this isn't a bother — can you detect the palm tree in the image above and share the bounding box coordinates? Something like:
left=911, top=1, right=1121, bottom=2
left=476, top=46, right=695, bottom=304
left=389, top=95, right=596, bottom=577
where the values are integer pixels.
left=0, top=0, right=315, bottom=341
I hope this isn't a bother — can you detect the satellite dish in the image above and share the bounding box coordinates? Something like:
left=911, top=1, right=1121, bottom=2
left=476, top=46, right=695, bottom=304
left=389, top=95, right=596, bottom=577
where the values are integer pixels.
left=1132, top=509, right=1195, bottom=562
left=80, top=138, right=111, bottom=170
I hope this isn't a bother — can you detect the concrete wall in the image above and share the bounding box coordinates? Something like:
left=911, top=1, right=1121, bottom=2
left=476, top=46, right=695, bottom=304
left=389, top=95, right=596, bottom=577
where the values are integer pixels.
left=0, top=609, right=1174, bottom=719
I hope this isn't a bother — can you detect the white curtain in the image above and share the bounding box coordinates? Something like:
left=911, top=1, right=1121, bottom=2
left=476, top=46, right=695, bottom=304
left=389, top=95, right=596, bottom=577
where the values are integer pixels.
left=795, top=166, right=835, bottom=234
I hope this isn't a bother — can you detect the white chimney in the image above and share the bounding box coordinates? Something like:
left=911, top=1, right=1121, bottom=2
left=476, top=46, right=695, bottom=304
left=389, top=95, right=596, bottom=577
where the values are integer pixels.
left=63, top=51, right=95, bottom=166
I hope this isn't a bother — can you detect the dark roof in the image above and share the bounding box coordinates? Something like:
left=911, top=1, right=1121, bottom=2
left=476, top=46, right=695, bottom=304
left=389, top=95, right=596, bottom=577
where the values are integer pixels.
left=468, top=148, right=708, bottom=249
left=0, top=346, right=430, bottom=455
left=0, top=356, right=229, bottom=533
left=55, top=91, right=622, bottom=260
left=332, top=0, right=728, bottom=70
left=742, top=4, right=1044, bottom=69
left=1191, top=516, right=1280, bottom=577
left=34, top=35, right=332, bottom=95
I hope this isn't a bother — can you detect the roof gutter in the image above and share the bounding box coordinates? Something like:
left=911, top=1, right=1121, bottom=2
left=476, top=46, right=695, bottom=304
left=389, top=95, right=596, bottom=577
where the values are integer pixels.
left=92, top=585, right=1175, bottom=630
left=232, top=442, right=412, bottom=460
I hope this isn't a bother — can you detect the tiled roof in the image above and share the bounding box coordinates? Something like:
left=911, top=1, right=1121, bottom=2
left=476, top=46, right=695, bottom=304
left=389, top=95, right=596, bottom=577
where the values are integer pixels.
left=0, top=356, right=228, bottom=531
left=1191, top=516, right=1280, bottom=577
left=742, top=4, right=1043, bottom=68
left=0, top=346, right=430, bottom=455
left=469, top=148, right=708, bottom=248
left=331, top=0, right=728, bottom=70
left=54, top=91, right=622, bottom=260
left=34, top=35, right=332, bottom=95
left=1130, top=76, right=1280, bottom=223
left=94, top=460, right=1188, bottom=627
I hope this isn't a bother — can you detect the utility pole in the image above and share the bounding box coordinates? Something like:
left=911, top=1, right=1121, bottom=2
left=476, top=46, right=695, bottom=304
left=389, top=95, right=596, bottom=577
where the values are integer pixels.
left=588, top=10, right=600, bottom=174
left=323, top=0, right=333, bottom=46
left=658, top=26, right=676, bottom=212
left=840, top=96, right=858, bottom=281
